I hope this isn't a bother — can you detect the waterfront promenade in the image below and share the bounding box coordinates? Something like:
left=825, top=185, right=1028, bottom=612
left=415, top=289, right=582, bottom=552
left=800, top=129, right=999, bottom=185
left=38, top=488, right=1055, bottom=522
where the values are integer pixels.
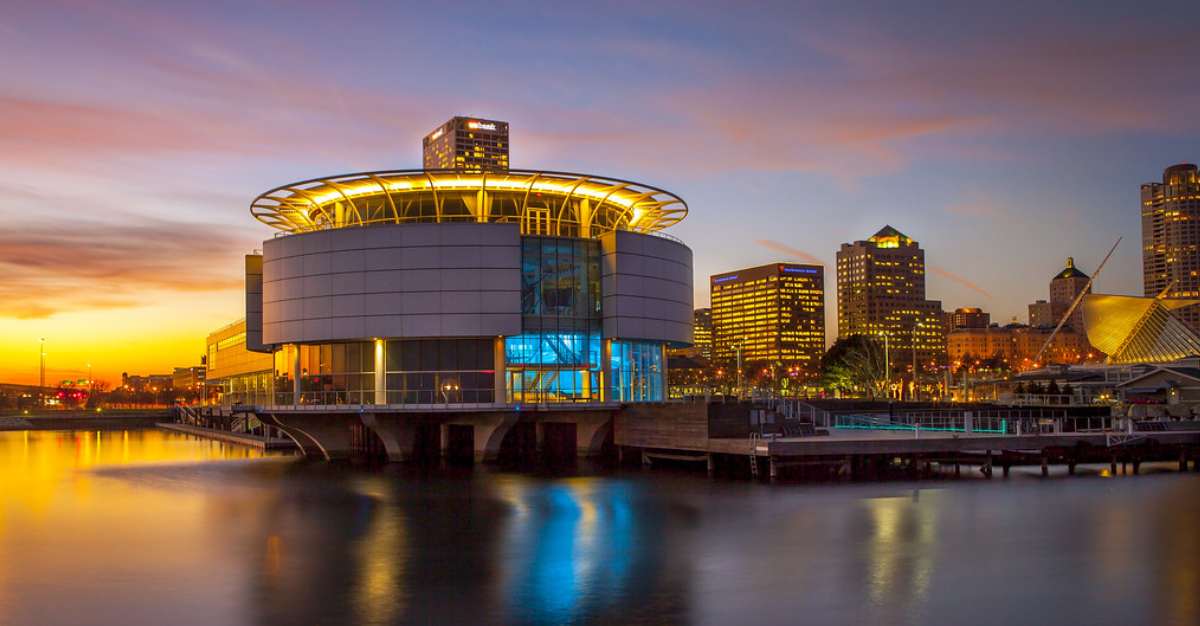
left=0, top=409, right=169, bottom=432
left=620, top=403, right=1200, bottom=481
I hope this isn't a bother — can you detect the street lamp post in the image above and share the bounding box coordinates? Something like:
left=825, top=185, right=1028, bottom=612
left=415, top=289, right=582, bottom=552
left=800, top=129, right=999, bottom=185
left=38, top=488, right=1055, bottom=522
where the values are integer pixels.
left=883, top=332, right=890, bottom=400
left=39, top=338, right=45, bottom=407
left=911, top=322, right=924, bottom=402
left=735, top=343, right=743, bottom=400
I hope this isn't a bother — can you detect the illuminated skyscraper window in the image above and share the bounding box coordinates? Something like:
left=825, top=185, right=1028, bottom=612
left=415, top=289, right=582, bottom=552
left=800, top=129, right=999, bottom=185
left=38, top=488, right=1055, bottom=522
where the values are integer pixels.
left=710, top=263, right=825, bottom=378
left=836, top=226, right=946, bottom=367
left=1141, top=163, right=1200, bottom=332
left=422, top=116, right=510, bottom=171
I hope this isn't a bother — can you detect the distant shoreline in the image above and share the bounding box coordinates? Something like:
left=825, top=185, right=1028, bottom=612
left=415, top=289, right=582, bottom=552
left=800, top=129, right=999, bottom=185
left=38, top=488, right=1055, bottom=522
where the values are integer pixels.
left=0, top=410, right=169, bottom=431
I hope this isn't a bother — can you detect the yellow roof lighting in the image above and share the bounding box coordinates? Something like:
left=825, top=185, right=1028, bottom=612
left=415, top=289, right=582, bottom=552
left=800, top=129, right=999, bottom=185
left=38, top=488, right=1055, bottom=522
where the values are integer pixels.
left=250, top=169, right=687, bottom=238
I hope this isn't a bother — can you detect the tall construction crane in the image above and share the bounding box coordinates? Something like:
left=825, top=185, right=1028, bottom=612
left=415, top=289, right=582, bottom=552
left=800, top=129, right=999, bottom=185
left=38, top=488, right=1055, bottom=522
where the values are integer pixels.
left=1033, top=237, right=1122, bottom=366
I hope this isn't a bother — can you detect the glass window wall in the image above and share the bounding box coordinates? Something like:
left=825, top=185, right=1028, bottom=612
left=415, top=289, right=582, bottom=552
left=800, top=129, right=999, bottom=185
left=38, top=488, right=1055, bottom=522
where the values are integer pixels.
left=219, top=371, right=273, bottom=407
left=297, top=342, right=374, bottom=405
left=505, top=332, right=602, bottom=403
left=521, top=236, right=601, bottom=332
left=385, top=338, right=495, bottom=404
left=611, top=340, right=664, bottom=402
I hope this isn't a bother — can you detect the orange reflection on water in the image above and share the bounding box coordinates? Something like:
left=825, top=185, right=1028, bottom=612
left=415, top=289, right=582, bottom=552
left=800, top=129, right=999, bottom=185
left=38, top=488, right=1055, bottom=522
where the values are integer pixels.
left=0, top=429, right=277, bottom=626
left=0, top=429, right=268, bottom=519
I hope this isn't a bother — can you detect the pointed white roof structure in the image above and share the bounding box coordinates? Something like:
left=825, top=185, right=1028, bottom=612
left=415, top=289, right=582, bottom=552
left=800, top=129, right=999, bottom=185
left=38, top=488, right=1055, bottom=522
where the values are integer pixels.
left=1082, top=293, right=1200, bottom=364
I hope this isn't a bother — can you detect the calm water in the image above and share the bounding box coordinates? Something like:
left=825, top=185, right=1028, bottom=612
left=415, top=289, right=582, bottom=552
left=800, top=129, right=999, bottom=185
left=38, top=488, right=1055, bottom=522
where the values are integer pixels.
left=1, top=429, right=1198, bottom=626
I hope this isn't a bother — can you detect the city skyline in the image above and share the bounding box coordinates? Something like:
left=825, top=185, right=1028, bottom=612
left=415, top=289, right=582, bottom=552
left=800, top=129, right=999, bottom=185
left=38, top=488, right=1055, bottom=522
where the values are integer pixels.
left=3, top=1, right=1199, bottom=385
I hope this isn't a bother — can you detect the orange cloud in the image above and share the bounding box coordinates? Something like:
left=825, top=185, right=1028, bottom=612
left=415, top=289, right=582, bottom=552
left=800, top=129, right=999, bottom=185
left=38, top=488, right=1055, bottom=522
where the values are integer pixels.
left=929, top=266, right=994, bottom=299
left=0, top=217, right=254, bottom=319
left=755, top=240, right=825, bottom=266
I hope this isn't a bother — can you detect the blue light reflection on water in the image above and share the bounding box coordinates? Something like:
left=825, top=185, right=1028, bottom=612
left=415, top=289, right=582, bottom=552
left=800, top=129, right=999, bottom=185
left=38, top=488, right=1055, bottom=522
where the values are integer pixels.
left=501, top=479, right=643, bottom=624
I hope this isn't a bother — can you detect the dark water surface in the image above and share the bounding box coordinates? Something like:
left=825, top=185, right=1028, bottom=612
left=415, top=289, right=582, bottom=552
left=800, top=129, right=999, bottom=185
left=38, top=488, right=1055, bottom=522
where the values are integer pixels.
left=1, top=429, right=1198, bottom=626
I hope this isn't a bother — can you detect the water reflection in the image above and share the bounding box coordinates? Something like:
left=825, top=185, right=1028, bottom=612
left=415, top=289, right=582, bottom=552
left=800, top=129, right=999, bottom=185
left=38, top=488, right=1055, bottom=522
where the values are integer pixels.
left=863, top=491, right=938, bottom=615
left=498, top=478, right=643, bottom=624
left=2, top=430, right=1200, bottom=625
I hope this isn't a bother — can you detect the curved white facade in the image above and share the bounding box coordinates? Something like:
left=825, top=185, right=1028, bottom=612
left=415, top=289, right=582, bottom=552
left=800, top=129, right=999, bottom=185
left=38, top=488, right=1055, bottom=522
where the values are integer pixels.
left=259, top=223, right=693, bottom=347
left=261, top=222, right=522, bottom=345
left=601, top=230, right=694, bottom=345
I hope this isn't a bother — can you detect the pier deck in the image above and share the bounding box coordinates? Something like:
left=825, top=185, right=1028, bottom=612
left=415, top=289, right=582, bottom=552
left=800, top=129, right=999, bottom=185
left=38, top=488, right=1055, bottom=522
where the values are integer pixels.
left=674, top=429, right=1200, bottom=460
left=617, top=403, right=1200, bottom=479
left=758, top=429, right=1200, bottom=457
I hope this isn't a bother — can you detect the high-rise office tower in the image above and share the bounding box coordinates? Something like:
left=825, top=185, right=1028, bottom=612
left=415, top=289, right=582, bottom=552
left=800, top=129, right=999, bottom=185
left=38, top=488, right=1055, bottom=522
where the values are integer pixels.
left=710, top=263, right=825, bottom=376
left=1142, top=163, right=1200, bottom=331
left=836, top=226, right=946, bottom=367
left=692, top=308, right=713, bottom=361
left=422, top=116, right=510, bottom=171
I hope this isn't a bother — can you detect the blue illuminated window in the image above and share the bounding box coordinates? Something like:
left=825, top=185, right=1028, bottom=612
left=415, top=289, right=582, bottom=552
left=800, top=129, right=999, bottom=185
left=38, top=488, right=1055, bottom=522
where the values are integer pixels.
left=610, top=341, right=664, bottom=402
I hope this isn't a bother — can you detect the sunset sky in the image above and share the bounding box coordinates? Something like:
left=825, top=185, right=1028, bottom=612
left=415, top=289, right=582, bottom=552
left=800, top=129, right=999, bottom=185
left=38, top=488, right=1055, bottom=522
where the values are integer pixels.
left=2, top=0, right=1198, bottom=385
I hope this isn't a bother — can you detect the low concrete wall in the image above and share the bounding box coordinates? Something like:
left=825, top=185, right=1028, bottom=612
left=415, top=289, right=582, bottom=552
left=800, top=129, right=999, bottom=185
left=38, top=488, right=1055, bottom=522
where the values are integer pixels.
left=616, top=402, right=708, bottom=451
left=0, top=411, right=170, bottom=431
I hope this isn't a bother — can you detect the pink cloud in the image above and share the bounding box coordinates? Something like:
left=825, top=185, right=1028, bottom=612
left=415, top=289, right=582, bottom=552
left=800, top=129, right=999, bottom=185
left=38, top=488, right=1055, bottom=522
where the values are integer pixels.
left=755, top=240, right=825, bottom=266
left=0, top=216, right=255, bottom=318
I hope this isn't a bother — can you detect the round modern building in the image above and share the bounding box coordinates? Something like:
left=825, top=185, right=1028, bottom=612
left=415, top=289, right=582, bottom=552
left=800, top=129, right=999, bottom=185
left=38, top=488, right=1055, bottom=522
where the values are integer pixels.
left=244, top=169, right=694, bottom=417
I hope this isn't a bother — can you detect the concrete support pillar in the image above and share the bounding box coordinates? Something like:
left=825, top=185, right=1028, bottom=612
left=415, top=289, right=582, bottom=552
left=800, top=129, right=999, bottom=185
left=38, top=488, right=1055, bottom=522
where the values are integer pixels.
left=1133, top=459, right=1141, bottom=475
left=1041, top=455, right=1049, bottom=478
left=1111, top=457, right=1118, bottom=476
left=374, top=339, right=386, bottom=406
left=268, top=412, right=357, bottom=460
left=494, top=337, right=506, bottom=404
left=360, top=413, right=425, bottom=462
left=602, top=339, right=614, bottom=402
left=579, top=198, right=591, bottom=239
left=574, top=413, right=613, bottom=457
left=291, top=345, right=301, bottom=405
left=470, top=411, right=519, bottom=462
left=660, top=343, right=669, bottom=401
left=1180, top=450, right=1188, bottom=473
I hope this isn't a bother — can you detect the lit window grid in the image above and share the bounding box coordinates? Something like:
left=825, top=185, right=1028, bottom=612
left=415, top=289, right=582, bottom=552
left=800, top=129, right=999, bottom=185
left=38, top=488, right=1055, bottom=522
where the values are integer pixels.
left=711, top=272, right=825, bottom=371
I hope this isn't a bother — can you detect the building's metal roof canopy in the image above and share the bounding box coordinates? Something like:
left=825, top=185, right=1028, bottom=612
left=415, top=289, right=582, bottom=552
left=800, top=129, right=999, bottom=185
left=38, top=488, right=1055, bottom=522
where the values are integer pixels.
left=1082, top=293, right=1200, bottom=364
left=250, top=169, right=687, bottom=238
